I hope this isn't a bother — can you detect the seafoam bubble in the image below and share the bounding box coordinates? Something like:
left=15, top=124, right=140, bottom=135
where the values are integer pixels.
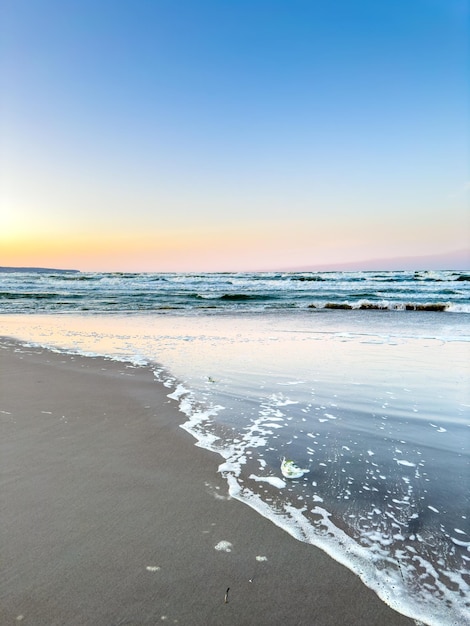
left=268, top=393, right=299, bottom=407
left=214, top=541, right=233, bottom=552
left=249, top=474, right=286, bottom=489
left=394, top=459, right=416, bottom=467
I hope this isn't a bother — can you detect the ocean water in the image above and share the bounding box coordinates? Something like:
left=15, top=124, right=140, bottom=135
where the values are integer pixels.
left=1, top=270, right=469, bottom=625
left=1, top=269, right=469, bottom=313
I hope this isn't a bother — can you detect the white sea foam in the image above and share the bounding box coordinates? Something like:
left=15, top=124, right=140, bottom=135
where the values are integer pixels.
left=394, top=459, right=416, bottom=467
left=214, top=541, right=233, bottom=552
left=450, top=537, right=470, bottom=549
left=249, top=474, right=286, bottom=489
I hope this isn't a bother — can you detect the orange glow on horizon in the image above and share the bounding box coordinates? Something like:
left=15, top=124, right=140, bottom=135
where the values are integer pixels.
left=2, top=217, right=468, bottom=273
left=1, top=219, right=318, bottom=271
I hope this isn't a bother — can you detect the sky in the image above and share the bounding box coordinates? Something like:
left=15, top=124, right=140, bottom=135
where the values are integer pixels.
left=1, top=0, right=468, bottom=272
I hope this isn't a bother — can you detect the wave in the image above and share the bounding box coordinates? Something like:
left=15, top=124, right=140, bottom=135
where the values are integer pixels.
left=195, top=293, right=273, bottom=301
left=51, top=275, right=100, bottom=281
left=0, top=298, right=467, bottom=314
left=309, top=301, right=451, bottom=312
left=0, top=292, right=84, bottom=300
left=220, top=293, right=272, bottom=301
left=290, top=275, right=326, bottom=282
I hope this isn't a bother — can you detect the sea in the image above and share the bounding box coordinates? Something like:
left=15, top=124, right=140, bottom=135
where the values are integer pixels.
left=1, top=269, right=469, bottom=625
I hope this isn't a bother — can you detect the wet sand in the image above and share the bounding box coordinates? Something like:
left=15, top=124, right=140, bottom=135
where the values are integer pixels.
left=0, top=338, right=416, bottom=625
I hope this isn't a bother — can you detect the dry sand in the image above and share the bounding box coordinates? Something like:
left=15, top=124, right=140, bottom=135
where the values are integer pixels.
left=0, top=338, right=416, bottom=625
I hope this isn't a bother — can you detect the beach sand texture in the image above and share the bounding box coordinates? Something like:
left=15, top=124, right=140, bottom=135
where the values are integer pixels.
left=0, top=339, right=415, bottom=625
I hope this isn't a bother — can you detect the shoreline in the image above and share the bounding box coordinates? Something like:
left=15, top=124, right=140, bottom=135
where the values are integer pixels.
left=0, top=337, right=417, bottom=625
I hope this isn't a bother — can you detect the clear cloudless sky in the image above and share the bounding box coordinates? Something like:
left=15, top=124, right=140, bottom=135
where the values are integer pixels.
left=1, top=0, right=468, bottom=271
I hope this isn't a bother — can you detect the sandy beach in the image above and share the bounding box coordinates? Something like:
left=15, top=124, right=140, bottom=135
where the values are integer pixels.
left=0, top=337, right=416, bottom=625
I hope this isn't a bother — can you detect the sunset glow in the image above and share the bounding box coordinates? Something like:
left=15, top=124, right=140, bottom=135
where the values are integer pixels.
left=1, top=1, right=468, bottom=271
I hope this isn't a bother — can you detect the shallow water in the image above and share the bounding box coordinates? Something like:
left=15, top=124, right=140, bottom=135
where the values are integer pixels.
left=1, top=310, right=469, bottom=625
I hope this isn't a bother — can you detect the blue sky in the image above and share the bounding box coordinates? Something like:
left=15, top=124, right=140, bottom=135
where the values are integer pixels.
left=1, top=0, right=468, bottom=270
